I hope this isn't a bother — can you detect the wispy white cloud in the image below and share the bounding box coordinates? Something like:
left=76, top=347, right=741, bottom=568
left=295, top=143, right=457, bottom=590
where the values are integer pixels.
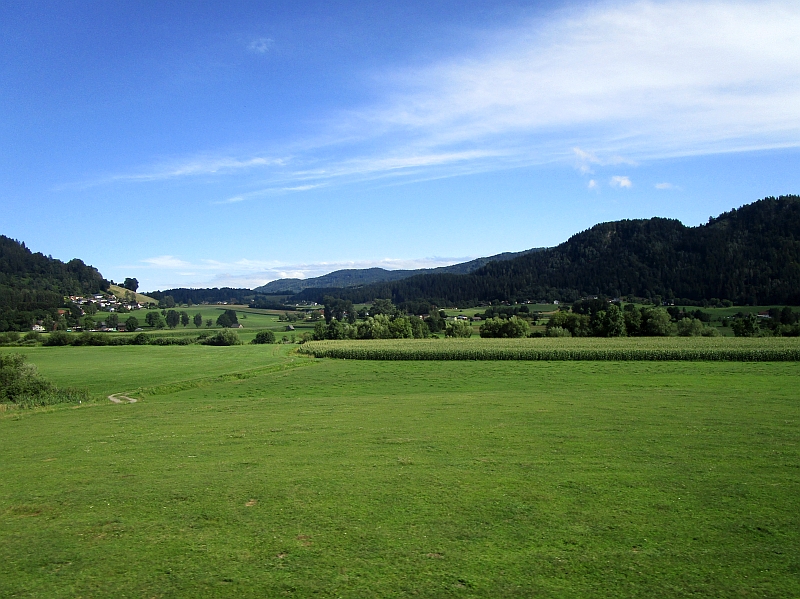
left=248, top=37, right=274, bottom=54
left=66, top=156, right=287, bottom=189
left=86, top=1, right=800, bottom=196
left=587, top=179, right=598, bottom=190
left=360, top=0, right=800, bottom=161
left=130, top=255, right=474, bottom=291
left=141, top=255, right=193, bottom=269
left=655, top=182, right=675, bottom=190
left=610, top=175, right=632, bottom=188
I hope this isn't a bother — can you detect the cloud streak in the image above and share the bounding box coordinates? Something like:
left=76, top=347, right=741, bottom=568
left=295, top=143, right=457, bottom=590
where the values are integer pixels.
left=129, top=255, right=475, bottom=291
left=361, top=0, right=800, bottom=160
left=88, top=1, right=800, bottom=196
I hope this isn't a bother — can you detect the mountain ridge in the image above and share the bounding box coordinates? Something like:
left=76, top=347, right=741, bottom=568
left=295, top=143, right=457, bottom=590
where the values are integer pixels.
left=291, top=195, right=800, bottom=306
left=254, top=250, right=542, bottom=294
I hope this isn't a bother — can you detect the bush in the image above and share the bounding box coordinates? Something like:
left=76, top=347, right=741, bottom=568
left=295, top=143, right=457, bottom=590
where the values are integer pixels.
left=732, top=314, right=759, bottom=337
left=252, top=330, right=276, bottom=344
left=0, top=353, right=87, bottom=408
left=43, top=331, right=73, bottom=346
left=480, top=316, right=530, bottom=338
left=546, top=326, right=572, bottom=337
left=200, top=330, right=241, bottom=346
left=676, top=317, right=705, bottom=337
left=131, top=333, right=150, bottom=345
left=445, top=320, right=473, bottom=338
left=71, top=332, right=109, bottom=346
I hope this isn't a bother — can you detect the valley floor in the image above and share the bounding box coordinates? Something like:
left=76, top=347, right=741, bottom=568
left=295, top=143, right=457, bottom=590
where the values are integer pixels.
left=1, top=346, right=799, bottom=597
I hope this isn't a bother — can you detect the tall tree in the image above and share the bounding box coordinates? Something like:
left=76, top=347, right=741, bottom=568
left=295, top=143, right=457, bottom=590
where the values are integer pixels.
left=166, top=310, right=180, bottom=329
left=123, top=278, right=139, bottom=292
left=125, top=316, right=139, bottom=332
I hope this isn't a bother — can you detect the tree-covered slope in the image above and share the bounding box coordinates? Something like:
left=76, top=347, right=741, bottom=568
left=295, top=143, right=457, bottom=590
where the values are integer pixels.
left=0, top=236, right=108, bottom=330
left=293, top=196, right=800, bottom=306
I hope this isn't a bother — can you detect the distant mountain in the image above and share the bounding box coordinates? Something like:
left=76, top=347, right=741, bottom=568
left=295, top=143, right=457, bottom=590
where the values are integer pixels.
left=0, top=235, right=108, bottom=331
left=293, top=195, right=800, bottom=306
left=254, top=250, right=542, bottom=294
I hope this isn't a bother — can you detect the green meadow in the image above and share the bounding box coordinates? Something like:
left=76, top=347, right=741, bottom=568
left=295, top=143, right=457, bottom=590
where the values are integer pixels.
left=1, top=344, right=799, bottom=597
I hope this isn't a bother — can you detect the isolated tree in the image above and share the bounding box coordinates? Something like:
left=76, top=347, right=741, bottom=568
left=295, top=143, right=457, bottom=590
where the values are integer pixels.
left=732, top=314, right=759, bottom=337
left=106, top=313, right=119, bottom=329
left=479, top=316, right=529, bottom=338
left=388, top=316, right=413, bottom=339
left=193, top=313, right=203, bottom=328
left=323, top=296, right=354, bottom=324
left=594, top=304, right=626, bottom=337
left=676, top=317, right=705, bottom=336
left=445, top=319, right=473, bottom=338
left=125, top=316, right=139, bottom=332
left=123, top=278, right=139, bottom=292
left=166, top=310, right=180, bottom=329
left=216, top=309, right=238, bottom=328
left=145, top=311, right=166, bottom=329
left=205, top=318, right=213, bottom=328
left=82, top=316, right=95, bottom=331
left=251, top=330, right=276, bottom=344
left=179, top=311, right=189, bottom=327
left=641, top=308, right=672, bottom=336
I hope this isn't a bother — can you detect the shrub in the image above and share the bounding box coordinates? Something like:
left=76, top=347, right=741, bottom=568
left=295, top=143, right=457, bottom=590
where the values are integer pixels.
left=131, top=333, right=150, bottom=345
left=546, top=326, right=572, bottom=337
left=43, top=331, right=72, bottom=346
left=676, top=317, right=705, bottom=337
left=0, top=353, right=87, bottom=407
left=732, top=314, right=759, bottom=337
left=252, top=330, right=276, bottom=344
left=200, top=330, right=241, bottom=346
left=445, top=320, right=473, bottom=338
left=71, top=332, right=109, bottom=346
left=480, top=316, right=530, bottom=338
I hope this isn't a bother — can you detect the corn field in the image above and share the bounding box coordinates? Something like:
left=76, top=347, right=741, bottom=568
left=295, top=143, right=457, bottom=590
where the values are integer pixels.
left=298, top=337, right=800, bottom=361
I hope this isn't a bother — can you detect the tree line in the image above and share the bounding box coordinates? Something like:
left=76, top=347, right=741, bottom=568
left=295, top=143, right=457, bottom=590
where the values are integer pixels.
left=0, top=236, right=108, bottom=332
left=293, top=196, right=800, bottom=307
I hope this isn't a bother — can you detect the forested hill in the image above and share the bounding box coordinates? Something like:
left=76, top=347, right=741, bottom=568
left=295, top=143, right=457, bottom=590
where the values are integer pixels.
left=0, top=236, right=108, bottom=330
left=293, top=195, right=800, bottom=306
left=255, top=249, right=541, bottom=294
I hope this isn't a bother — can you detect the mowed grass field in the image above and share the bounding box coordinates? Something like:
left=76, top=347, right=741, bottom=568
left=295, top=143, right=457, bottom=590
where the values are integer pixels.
left=1, top=346, right=799, bottom=597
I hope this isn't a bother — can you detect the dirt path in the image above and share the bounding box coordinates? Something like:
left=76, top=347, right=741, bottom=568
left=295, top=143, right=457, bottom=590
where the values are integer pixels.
left=108, top=393, right=137, bottom=404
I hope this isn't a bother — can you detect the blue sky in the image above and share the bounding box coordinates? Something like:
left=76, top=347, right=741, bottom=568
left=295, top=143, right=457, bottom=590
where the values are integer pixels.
left=2, top=0, right=799, bottom=291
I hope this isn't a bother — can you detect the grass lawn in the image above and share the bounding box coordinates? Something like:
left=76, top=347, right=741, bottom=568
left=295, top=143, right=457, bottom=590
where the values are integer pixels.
left=1, top=348, right=799, bottom=597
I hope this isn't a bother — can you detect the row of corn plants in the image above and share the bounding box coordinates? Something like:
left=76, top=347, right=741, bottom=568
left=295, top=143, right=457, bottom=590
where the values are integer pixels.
left=298, top=337, right=800, bottom=361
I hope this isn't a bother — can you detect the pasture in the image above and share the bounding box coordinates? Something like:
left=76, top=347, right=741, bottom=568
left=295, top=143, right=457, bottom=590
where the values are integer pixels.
left=1, top=344, right=799, bottom=597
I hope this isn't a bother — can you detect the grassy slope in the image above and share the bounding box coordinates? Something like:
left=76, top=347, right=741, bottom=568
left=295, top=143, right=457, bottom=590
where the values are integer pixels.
left=1, top=350, right=798, bottom=597
left=108, top=284, right=159, bottom=305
